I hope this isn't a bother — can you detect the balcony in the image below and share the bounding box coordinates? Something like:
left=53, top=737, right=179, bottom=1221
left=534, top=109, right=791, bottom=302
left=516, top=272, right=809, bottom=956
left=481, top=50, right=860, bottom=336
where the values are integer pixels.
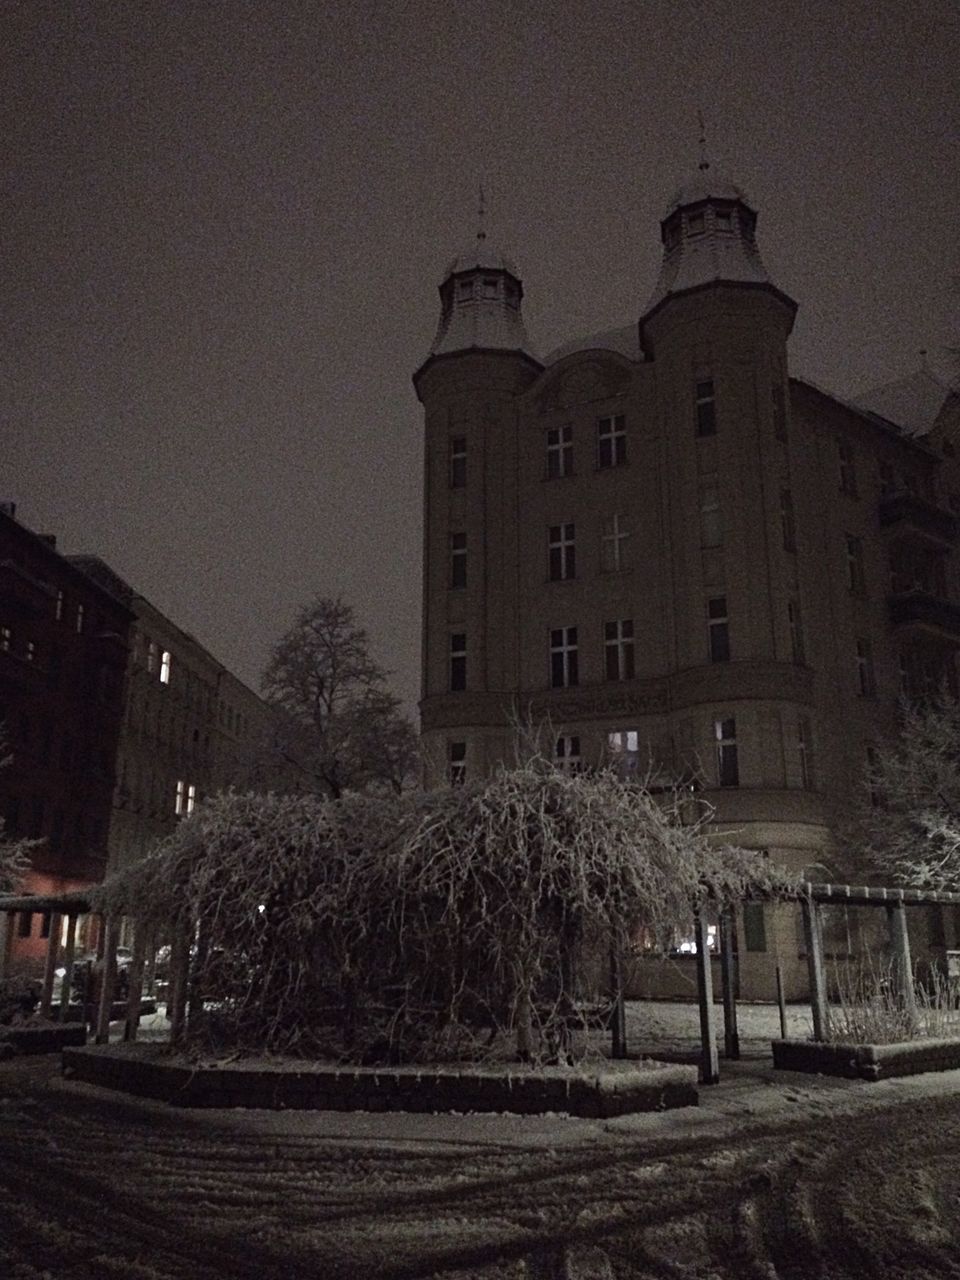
left=888, top=591, right=960, bottom=645
left=878, top=491, right=957, bottom=548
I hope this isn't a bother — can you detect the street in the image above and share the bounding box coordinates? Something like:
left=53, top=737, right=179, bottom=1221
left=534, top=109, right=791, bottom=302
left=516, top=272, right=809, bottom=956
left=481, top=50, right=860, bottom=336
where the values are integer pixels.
left=2, top=1052, right=960, bottom=1279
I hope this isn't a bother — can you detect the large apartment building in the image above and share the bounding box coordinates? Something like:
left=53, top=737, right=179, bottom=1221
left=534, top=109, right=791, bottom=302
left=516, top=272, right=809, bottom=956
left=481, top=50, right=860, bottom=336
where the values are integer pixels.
left=413, top=166, right=960, bottom=997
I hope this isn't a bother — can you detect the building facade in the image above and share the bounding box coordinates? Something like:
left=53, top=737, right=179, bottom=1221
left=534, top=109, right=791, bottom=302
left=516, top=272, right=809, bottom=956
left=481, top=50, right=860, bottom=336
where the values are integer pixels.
left=414, top=169, right=960, bottom=997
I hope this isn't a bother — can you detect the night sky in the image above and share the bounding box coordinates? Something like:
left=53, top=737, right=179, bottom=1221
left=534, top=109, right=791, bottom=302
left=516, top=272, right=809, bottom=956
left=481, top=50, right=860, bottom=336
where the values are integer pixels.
left=3, top=0, right=958, bottom=714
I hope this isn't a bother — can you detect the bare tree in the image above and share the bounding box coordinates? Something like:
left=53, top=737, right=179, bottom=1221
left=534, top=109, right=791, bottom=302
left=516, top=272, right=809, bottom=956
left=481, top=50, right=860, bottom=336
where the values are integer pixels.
left=852, top=692, right=960, bottom=888
left=0, top=726, right=37, bottom=894
left=261, top=596, right=418, bottom=798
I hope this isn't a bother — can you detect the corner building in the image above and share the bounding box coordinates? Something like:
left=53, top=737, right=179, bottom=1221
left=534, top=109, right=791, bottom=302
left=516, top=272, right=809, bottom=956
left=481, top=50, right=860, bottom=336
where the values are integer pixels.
left=414, top=170, right=960, bottom=999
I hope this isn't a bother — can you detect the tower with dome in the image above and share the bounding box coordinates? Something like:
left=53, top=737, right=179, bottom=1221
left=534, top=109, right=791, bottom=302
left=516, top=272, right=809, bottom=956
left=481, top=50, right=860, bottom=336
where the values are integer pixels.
left=413, top=167, right=960, bottom=999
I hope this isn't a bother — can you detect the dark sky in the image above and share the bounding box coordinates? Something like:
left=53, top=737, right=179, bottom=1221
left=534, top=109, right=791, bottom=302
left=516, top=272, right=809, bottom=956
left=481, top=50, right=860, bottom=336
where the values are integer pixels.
left=3, top=0, right=958, bottom=713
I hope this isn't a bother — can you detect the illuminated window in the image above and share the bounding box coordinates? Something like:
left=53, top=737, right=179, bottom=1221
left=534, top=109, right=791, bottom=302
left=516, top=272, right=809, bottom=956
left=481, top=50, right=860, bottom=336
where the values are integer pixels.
left=25, top=640, right=36, bottom=663
left=449, top=633, right=466, bottom=692
left=546, top=425, right=573, bottom=478
left=856, top=638, right=875, bottom=696
left=186, top=783, right=196, bottom=814
left=450, top=532, right=467, bottom=589
left=450, top=437, right=467, bottom=488
left=448, top=741, right=466, bottom=786
left=160, top=650, right=172, bottom=684
left=839, top=441, right=858, bottom=497
left=604, top=619, right=635, bottom=681
left=55, top=590, right=64, bottom=621
left=548, top=523, right=576, bottom=581
left=75, top=603, right=84, bottom=634
left=608, top=729, right=640, bottom=778
left=550, top=627, right=578, bottom=688
left=708, top=597, right=730, bottom=663
left=555, top=735, right=581, bottom=772
left=846, top=536, right=865, bottom=595
left=0, top=626, right=10, bottom=651
left=601, top=513, right=630, bottom=572
left=780, top=488, right=796, bottom=552
left=597, top=415, right=626, bottom=468
left=715, top=717, right=739, bottom=787
left=699, top=483, right=722, bottom=548
left=175, top=779, right=185, bottom=815
left=695, top=380, right=716, bottom=437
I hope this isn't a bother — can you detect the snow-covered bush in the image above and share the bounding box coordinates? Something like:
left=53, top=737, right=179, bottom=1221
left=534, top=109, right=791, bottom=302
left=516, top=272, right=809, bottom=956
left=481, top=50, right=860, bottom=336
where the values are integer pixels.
left=93, top=762, right=795, bottom=1063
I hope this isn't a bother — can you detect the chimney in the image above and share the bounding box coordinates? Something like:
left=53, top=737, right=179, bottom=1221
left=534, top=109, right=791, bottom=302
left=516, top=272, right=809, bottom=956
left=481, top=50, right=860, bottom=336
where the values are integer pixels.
left=0, top=501, right=16, bottom=518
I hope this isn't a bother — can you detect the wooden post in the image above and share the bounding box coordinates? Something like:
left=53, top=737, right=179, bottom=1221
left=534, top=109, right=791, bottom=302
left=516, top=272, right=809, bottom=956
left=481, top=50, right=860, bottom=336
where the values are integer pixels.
left=693, top=912, right=720, bottom=1085
left=0, top=910, right=11, bottom=980
left=609, top=944, right=627, bottom=1059
left=168, top=922, right=191, bottom=1046
left=124, top=923, right=148, bottom=1042
left=887, top=901, right=917, bottom=1020
left=775, top=961, right=788, bottom=1040
left=39, top=911, right=63, bottom=1018
left=802, top=898, right=828, bottom=1042
left=719, top=908, right=740, bottom=1059
left=59, top=914, right=79, bottom=1023
left=95, top=917, right=121, bottom=1044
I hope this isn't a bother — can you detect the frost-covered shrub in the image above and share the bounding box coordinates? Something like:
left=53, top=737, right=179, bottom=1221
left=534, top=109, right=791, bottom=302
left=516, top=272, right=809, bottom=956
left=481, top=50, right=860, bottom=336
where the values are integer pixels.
left=93, top=764, right=795, bottom=1063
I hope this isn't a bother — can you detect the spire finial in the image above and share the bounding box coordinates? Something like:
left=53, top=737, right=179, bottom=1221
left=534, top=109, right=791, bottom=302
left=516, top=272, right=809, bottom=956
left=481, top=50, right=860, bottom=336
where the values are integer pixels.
left=477, top=183, right=486, bottom=246
left=697, top=109, right=710, bottom=172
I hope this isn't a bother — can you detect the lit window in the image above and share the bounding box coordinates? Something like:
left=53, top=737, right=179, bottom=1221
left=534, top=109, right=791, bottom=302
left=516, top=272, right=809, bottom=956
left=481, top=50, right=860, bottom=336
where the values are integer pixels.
left=546, top=425, right=573, bottom=478
left=780, top=488, right=796, bottom=553
left=715, top=717, right=739, bottom=787
left=548, top=523, right=576, bottom=581
left=186, top=783, right=196, bottom=814
left=707, top=597, right=730, bottom=663
left=608, top=729, right=640, bottom=778
left=450, top=437, right=467, bottom=488
left=688, top=211, right=705, bottom=235
left=449, top=633, right=467, bottom=692
left=175, top=779, right=185, bottom=815
left=160, top=650, right=172, bottom=684
left=597, top=415, right=626, bottom=468
left=699, top=483, right=722, bottom=548
left=448, top=741, right=466, bottom=786
left=798, top=717, right=814, bottom=789
left=839, top=441, right=858, bottom=497
left=0, top=626, right=10, bottom=651
left=695, top=380, right=716, bottom=437
left=555, top=735, right=581, bottom=772
left=55, top=590, right=64, bottom=622
left=75, top=603, right=84, bottom=634
left=25, top=641, right=36, bottom=663
left=772, top=384, right=787, bottom=441
left=856, top=638, right=875, bottom=696
left=550, top=626, right=578, bottom=688
left=450, top=532, right=467, bottom=589
left=788, top=599, right=805, bottom=664
left=846, top=536, right=865, bottom=595
left=604, top=619, right=635, bottom=681
left=601, top=513, right=630, bottom=572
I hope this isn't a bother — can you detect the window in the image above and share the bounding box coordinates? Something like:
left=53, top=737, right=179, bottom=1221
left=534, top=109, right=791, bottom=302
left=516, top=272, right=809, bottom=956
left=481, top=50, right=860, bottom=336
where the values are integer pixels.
left=449, top=633, right=467, bottom=692
left=160, top=650, right=172, bottom=685
left=450, top=532, right=467, bottom=589
left=608, top=729, right=640, bottom=778
left=457, top=279, right=473, bottom=299
left=839, top=441, right=858, bottom=496
left=555, top=735, right=581, bottom=772
left=147, top=641, right=157, bottom=674
left=798, top=716, right=814, bottom=789
left=846, top=536, right=865, bottom=595
left=75, top=603, right=84, bottom=634
left=772, top=384, right=787, bottom=441
left=550, top=626, right=578, bottom=688
left=699, top=483, right=722, bottom=548
left=597, top=415, right=626, bottom=468
left=715, top=209, right=732, bottom=230
left=715, top=717, right=739, bottom=787
left=546, top=425, right=573, bottom=478
left=449, top=437, right=467, bottom=488
left=788, top=599, right=805, bottom=664
left=601, top=513, right=630, bottom=572
left=548, top=523, right=576, bottom=581
left=0, top=626, right=10, bottom=652
left=55, top=590, right=64, bottom=622
left=695, top=380, right=716, bottom=437
left=780, top=488, right=796, bottom=553
left=707, top=597, right=730, bottom=663
left=448, top=741, right=466, bottom=786
left=175, top=779, right=185, bottom=815
left=25, top=640, right=36, bottom=663
left=856, top=638, right=875, bottom=696
left=742, top=904, right=767, bottom=952
left=40, top=912, right=51, bottom=940
left=187, top=783, right=196, bottom=814
left=604, top=620, right=635, bottom=681
left=481, top=277, right=499, bottom=297
left=688, top=211, right=705, bottom=235
left=17, top=911, right=32, bottom=938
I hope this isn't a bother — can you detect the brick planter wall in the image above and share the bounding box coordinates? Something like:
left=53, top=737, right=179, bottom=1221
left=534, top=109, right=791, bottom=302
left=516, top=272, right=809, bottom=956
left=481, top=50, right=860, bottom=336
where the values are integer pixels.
left=0, top=1023, right=87, bottom=1056
left=772, top=1037, right=960, bottom=1081
left=61, top=1045, right=698, bottom=1117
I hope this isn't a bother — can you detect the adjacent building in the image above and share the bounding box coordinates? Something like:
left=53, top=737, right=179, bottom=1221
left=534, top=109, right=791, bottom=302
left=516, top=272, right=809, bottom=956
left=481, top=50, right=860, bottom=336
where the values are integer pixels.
left=413, top=166, right=960, bottom=997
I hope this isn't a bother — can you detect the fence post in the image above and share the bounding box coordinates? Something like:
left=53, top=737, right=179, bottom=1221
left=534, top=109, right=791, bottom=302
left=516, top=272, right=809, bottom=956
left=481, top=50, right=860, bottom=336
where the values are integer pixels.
left=0, top=910, right=11, bottom=980
left=609, top=943, right=627, bottom=1059
left=775, top=961, right=788, bottom=1040
left=39, top=911, right=63, bottom=1018
left=59, top=914, right=79, bottom=1022
left=694, top=911, right=720, bottom=1085
left=802, top=898, right=828, bottom=1041
left=168, top=922, right=191, bottom=1046
left=887, top=901, right=917, bottom=1021
left=124, top=922, right=148, bottom=1042
left=95, top=917, right=121, bottom=1044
